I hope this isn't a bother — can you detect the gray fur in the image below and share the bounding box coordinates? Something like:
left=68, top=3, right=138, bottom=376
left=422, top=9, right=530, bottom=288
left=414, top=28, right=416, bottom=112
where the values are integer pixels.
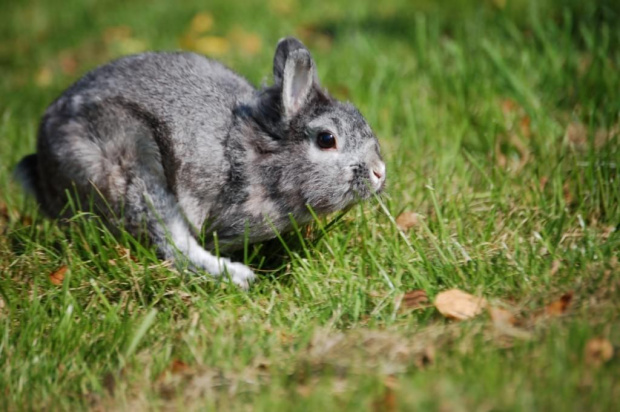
left=15, top=37, right=386, bottom=288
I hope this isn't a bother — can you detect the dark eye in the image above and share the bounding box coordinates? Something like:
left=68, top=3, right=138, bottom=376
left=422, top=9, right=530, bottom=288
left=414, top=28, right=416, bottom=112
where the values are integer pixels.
left=317, top=132, right=337, bottom=149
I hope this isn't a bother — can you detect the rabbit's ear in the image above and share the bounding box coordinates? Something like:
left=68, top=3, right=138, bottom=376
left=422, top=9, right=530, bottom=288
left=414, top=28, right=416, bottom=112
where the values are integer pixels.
left=273, top=38, right=317, bottom=118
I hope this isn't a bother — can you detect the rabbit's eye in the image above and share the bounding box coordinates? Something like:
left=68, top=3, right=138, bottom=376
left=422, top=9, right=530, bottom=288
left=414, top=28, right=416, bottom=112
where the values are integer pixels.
left=317, top=132, right=337, bottom=149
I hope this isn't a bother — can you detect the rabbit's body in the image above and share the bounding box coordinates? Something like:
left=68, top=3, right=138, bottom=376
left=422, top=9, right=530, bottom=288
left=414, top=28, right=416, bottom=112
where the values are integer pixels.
left=16, top=39, right=386, bottom=288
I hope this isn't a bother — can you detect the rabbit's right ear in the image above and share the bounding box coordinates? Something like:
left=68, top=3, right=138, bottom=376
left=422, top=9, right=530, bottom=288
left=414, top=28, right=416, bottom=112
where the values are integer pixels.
left=273, top=37, right=318, bottom=119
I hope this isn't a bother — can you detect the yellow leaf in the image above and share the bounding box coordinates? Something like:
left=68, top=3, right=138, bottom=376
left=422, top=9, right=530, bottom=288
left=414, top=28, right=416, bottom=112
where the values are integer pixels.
left=104, top=26, right=133, bottom=44
left=35, top=67, right=53, bottom=87
left=193, top=36, right=229, bottom=56
left=189, top=12, right=214, bottom=35
left=114, top=38, right=148, bottom=55
left=229, top=27, right=262, bottom=56
left=269, top=0, right=297, bottom=15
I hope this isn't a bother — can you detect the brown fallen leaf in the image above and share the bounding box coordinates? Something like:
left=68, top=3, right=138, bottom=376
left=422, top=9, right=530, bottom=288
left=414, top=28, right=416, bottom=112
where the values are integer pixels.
left=488, top=306, right=532, bottom=339
left=563, top=182, right=573, bottom=205
left=501, top=98, right=519, bottom=116
left=414, top=345, right=435, bottom=368
left=49, top=265, right=68, bottom=285
left=401, top=289, right=429, bottom=309
left=544, top=291, right=573, bottom=316
left=594, top=124, right=619, bottom=148
left=488, top=306, right=516, bottom=327
left=566, top=122, right=588, bottom=146
left=601, top=226, right=616, bottom=240
left=434, top=289, right=487, bottom=321
left=0, top=202, right=9, bottom=220
left=170, top=359, right=190, bottom=374
left=395, top=211, right=420, bottom=231
left=57, top=51, right=78, bottom=75
left=550, top=259, right=561, bottom=276
left=372, top=377, right=397, bottom=412
left=519, top=115, right=532, bottom=138
left=585, top=338, right=614, bottom=367
left=296, top=383, right=313, bottom=398
left=539, top=176, right=549, bottom=191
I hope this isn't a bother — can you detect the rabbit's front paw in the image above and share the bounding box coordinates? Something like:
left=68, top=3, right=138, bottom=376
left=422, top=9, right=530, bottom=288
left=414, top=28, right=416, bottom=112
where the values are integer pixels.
left=222, top=262, right=256, bottom=290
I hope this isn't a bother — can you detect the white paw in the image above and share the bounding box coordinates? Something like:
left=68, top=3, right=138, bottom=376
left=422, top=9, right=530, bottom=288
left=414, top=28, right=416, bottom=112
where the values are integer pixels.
left=222, top=261, right=256, bottom=290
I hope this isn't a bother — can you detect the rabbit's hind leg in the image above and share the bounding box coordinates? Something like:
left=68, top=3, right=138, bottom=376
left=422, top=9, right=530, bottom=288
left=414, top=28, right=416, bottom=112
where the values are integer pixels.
left=124, top=169, right=255, bottom=290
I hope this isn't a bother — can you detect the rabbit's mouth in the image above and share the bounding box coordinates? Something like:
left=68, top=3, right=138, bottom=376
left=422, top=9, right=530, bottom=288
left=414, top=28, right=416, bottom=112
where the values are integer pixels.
left=349, top=163, right=385, bottom=199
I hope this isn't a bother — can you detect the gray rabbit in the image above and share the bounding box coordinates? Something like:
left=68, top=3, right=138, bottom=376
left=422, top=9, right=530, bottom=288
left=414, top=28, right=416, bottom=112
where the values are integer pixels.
left=15, top=37, right=386, bottom=288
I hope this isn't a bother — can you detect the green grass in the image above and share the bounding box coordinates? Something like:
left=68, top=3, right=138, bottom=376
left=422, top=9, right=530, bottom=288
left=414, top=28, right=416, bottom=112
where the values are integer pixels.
left=1, top=0, right=619, bottom=410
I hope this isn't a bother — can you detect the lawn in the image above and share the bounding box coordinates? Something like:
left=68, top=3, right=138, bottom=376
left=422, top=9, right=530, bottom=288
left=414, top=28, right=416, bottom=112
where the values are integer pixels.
left=1, top=0, right=619, bottom=410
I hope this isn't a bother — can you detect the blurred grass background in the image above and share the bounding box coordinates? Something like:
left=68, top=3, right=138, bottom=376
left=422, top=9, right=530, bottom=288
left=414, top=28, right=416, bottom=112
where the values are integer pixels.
left=1, top=0, right=619, bottom=410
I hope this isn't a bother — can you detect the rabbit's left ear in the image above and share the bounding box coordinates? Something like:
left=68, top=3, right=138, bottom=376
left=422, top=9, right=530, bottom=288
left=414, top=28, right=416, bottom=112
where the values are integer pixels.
left=273, top=37, right=317, bottom=118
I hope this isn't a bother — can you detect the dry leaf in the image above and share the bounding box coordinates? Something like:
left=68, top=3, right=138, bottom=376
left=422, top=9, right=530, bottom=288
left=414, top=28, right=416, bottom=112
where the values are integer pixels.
left=296, top=25, right=333, bottom=51
left=501, top=98, right=518, bottom=115
left=601, top=226, right=616, bottom=240
left=170, top=359, right=191, bottom=374
left=296, top=384, right=313, bottom=397
left=0, top=202, right=9, bottom=220
left=594, top=124, right=618, bottom=148
left=395, top=211, right=420, bottom=231
left=488, top=306, right=516, bottom=327
left=269, top=0, right=297, bottom=15
left=434, top=289, right=487, bottom=321
left=49, top=265, right=68, bottom=285
left=489, top=306, right=532, bottom=339
left=193, top=36, right=230, bottom=56
left=566, top=122, right=588, bottom=146
left=585, top=338, right=614, bottom=367
left=544, top=292, right=573, bottom=316
left=114, top=37, right=148, bottom=55
left=401, top=289, right=429, bottom=309
left=229, top=27, right=262, bottom=55
left=519, top=115, right=532, bottom=138
left=550, top=260, right=561, bottom=276
left=492, top=0, right=507, bottom=9
left=562, top=182, right=573, bottom=205
left=373, top=378, right=397, bottom=412
left=189, top=12, right=214, bottom=34
left=414, top=346, right=435, bottom=368
left=59, top=51, right=78, bottom=75
left=104, top=26, right=133, bottom=43
left=35, top=67, right=53, bottom=87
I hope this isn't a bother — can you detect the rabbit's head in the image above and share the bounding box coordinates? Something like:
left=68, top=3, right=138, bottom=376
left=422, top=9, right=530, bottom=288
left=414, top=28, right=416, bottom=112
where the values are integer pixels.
left=247, top=38, right=385, bottom=216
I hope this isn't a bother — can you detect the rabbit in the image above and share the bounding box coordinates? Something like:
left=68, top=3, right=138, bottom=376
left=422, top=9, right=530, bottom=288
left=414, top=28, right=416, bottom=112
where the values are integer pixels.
left=14, top=37, right=386, bottom=289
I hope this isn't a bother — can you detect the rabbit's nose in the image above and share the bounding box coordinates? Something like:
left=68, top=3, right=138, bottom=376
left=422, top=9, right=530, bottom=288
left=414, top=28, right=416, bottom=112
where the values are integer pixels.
left=370, top=161, right=386, bottom=192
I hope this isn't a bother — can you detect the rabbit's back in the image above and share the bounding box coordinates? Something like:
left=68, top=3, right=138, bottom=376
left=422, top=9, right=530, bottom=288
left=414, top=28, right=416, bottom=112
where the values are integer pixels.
left=33, top=52, right=256, bottom=221
left=55, top=52, right=255, bottom=137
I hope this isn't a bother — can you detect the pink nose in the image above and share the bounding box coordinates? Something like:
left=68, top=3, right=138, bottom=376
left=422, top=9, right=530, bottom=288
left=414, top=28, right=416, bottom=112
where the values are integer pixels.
left=370, top=161, right=386, bottom=191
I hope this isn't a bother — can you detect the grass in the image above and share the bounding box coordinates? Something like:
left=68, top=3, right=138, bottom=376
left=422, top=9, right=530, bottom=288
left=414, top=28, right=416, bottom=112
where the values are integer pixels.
left=1, top=0, right=619, bottom=410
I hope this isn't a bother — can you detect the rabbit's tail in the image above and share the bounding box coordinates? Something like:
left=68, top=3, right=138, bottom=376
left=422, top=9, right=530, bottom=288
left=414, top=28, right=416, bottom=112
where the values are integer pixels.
left=14, top=154, right=41, bottom=198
